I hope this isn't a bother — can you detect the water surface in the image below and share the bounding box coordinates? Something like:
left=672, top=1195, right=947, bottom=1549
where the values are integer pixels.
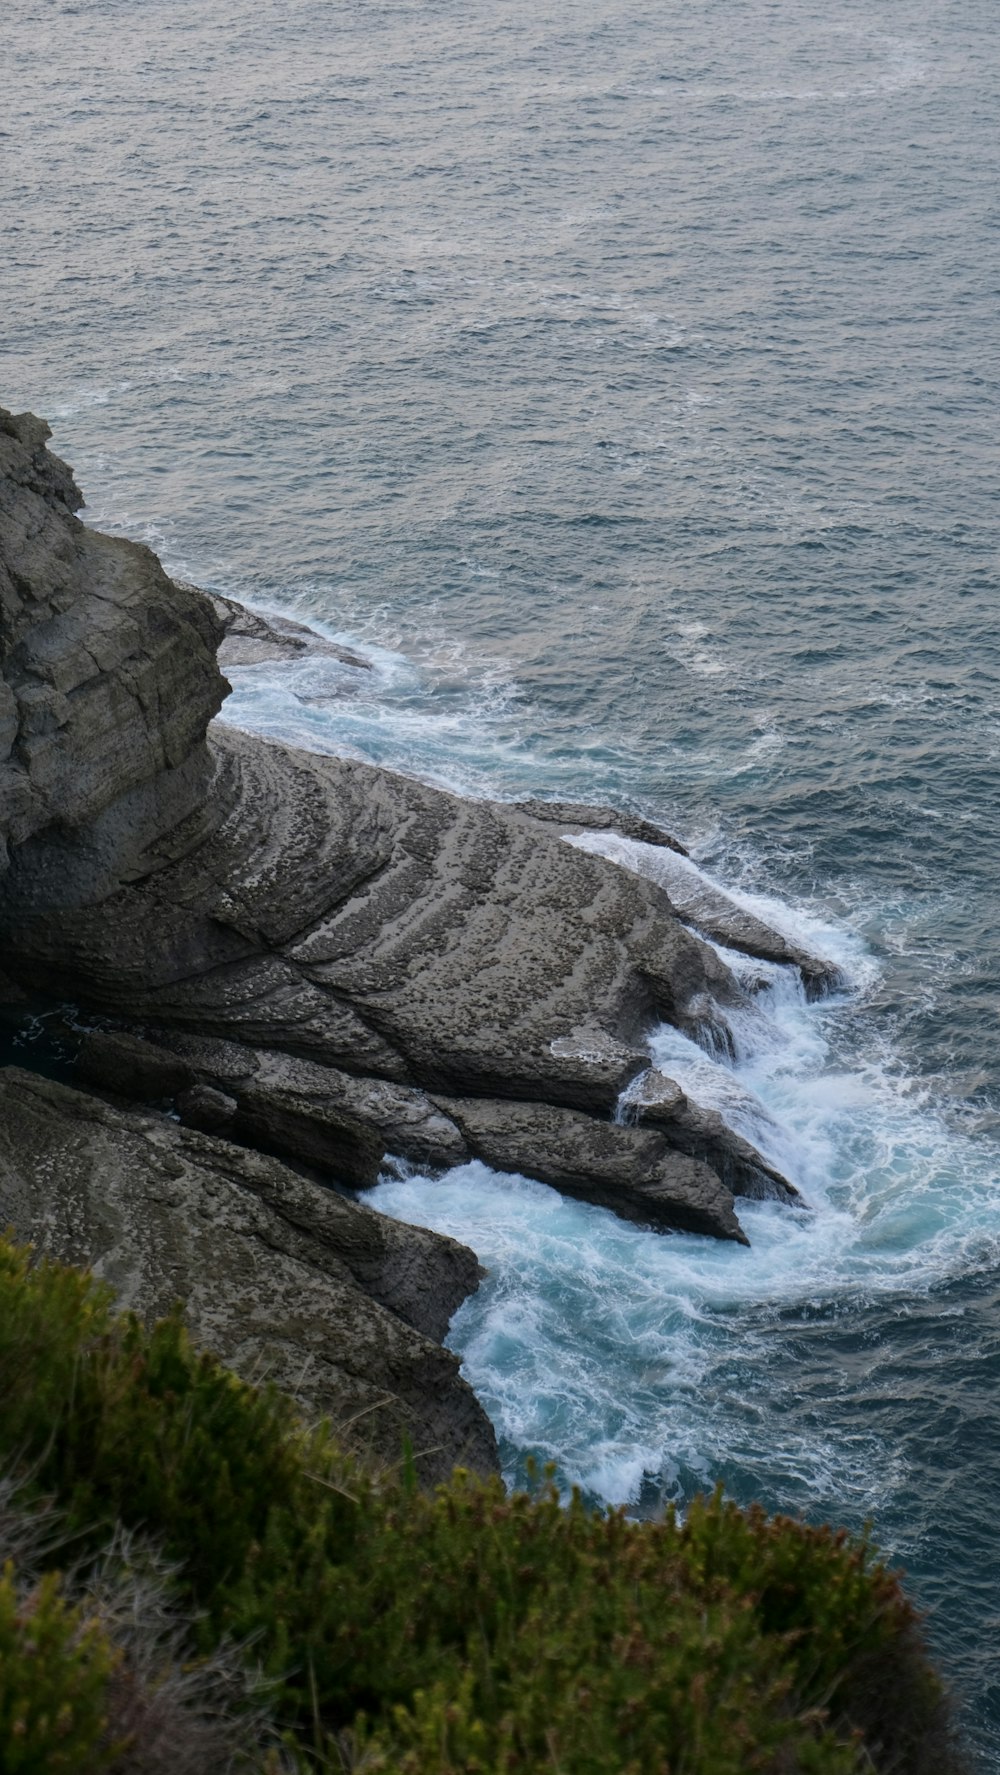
left=3, top=0, right=998, bottom=1756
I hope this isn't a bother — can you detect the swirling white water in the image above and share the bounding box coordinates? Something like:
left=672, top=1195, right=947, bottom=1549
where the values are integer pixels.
left=4, top=0, right=999, bottom=1753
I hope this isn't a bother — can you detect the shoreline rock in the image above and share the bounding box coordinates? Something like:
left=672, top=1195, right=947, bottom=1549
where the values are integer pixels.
left=203, top=586, right=373, bottom=672
left=0, top=406, right=839, bottom=1463
left=0, top=1068, right=496, bottom=1482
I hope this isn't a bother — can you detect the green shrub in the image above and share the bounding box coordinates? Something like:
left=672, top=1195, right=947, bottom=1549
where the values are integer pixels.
left=0, top=1562, right=118, bottom=1773
left=0, top=1235, right=964, bottom=1775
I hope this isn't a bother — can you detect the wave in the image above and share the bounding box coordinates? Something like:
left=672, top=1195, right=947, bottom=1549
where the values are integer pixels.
left=369, top=840, right=1000, bottom=1519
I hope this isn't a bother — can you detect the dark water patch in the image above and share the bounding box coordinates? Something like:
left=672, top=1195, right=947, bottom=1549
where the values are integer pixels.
left=0, top=999, right=85, bottom=1082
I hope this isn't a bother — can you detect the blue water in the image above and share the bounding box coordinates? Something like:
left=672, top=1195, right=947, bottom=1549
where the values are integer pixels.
left=3, top=0, right=999, bottom=1757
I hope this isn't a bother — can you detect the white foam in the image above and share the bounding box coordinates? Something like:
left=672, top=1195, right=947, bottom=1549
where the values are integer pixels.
left=369, top=854, right=1000, bottom=1515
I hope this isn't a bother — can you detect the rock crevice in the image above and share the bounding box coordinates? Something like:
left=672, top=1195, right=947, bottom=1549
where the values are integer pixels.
left=0, top=409, right=838, bottom=1466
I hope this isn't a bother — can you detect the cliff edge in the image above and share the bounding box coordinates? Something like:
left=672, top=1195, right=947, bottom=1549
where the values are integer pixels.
left=0, top=407, right=837, bottom=1468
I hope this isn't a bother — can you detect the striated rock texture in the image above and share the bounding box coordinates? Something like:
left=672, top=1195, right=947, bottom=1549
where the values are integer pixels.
left=0, top=1069, right=496, bottom=1482
left=0, top=408, right=226, bottom=896
left=0, top=408, right=835, bottom=1287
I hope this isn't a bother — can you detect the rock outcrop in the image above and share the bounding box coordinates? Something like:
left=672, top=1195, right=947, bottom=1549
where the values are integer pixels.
left=0, top=1069, right=495, bottom=1482
left=205, top=587, right=372, bottom=672
left=0, top=408, right=226, bottom=895
left=0, top=406, right=838, bottom=1459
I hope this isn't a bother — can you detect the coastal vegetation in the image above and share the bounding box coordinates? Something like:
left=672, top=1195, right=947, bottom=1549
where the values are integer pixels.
left=0, top=1235, right=963, bottom=1774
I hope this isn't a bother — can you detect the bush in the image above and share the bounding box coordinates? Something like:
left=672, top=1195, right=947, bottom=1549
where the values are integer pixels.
left=0, top=1561, right=118, bottom=1773
left=0, top=1235, right=965, bottom=1774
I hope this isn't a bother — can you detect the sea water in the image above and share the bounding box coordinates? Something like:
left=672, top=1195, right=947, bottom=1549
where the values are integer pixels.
left=3, top=0, right=999, bottom=1756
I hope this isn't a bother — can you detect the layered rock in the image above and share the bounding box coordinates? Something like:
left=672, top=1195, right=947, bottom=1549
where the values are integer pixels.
left=0, top=409, right=836, bottom=1339
left=206, top=587, right=372, bottom=672
left=0, top=408, right=226, bottom=895
left=0, top=1068, right=495, bottom=1482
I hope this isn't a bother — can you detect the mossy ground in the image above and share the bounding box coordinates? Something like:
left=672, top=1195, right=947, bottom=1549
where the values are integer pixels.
left=0, top=1236, right=966, bottom=1773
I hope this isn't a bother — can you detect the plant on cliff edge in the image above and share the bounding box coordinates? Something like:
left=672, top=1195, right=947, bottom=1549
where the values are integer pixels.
left=0, top=1235, right=967, bottom=1775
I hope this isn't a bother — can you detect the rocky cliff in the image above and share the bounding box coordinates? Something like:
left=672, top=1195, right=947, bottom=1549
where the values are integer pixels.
left=0, top=407, right=836, bottom=1471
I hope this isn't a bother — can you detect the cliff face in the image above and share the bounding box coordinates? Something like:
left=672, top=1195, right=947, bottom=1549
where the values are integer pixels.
left=0, top=408, right=838, bottom=1469
left=0, top=405, right=498, bottom=1477
left=0, top=408, right=226, bottom=898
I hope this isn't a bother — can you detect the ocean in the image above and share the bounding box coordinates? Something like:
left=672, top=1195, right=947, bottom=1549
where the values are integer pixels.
left=3, top=0, right=999, bottom=1757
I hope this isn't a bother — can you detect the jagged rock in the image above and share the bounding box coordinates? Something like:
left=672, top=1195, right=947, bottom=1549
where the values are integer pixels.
left=0, top=412, right=834, bottom=1257
left=511, top=798, right=689, bottom=856
left=148, top=1038, right=753, bottom=1244
left=657, top=877, right=842, bottom=999
left=566, top=830, right=841, bottom=998
left=73, top=1030, right=759, bottom=1242
left=0, top=407, right=227, bottom=894
left=430, top=1095, right=748, bottom=1243
left=0, top=1068, right=496, bottom=1482
left=203, top=588, right=372, bottom=671
left=76, top=1029, right=470, bottom=1179
left=627, top=1068, right=800, bottom=1204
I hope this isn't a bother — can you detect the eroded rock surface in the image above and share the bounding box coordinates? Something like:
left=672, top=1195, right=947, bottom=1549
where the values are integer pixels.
left=205, top=588, right=372, bottom=672
left=625, top=1068, right=800, bottom=1204
left=0, top=409, right=833, bottom=1283
left=0, top=408, right=226, bottom=895
left=0, top=1069, right=495, bottom=1481
left=5, top=721, right=744, bottom=1108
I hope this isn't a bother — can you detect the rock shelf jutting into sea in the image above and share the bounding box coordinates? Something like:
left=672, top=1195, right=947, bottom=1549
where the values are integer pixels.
left=3, top=0, right=1000, bottom=1761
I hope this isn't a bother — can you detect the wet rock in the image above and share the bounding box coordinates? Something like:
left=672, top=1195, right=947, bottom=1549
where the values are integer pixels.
left=566, top=831, right=841, bottom=999
left=432, top=1095, right=749, bottom=1243
left=511, top=798, right=689, bottom=855
left=628, top=1068, right=801, bottom=1204
left=204, top=588, right=372, bottom=671
left=0, top=1068, right=495, bottom=1482
left=74, top=1029, right=755, bottom=1241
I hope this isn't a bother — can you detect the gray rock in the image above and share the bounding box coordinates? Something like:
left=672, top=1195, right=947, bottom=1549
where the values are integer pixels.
left=73, top=1030, right=757, bottom=1243
left=566, top=830, right=841, bottom=999
left=628, top=1068, right=801, bottom=1204
left=76, top=1029, right=469, bottom=1179
left=76, top=1028, right=197, bottom=1101
left=202, top=588, right=372, bottom=671
left=431, top=1094, right=749, bottom=1243
left=1, top=722, right=747, bottom=1116
left=0, top=412, right=828, bottom=1255
left=0, top=407, right=228, bottom=898
left=175, top=1082, right=239, bottom=1135
left=511, top=798, right=689, bottom=856
left=0, top=1068, right=496, bottom=1482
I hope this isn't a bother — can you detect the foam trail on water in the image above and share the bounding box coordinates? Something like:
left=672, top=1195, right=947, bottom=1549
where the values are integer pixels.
left=369, top=859, right=1000, bottom=1517
left=215, top=609, right=556, bottom=799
